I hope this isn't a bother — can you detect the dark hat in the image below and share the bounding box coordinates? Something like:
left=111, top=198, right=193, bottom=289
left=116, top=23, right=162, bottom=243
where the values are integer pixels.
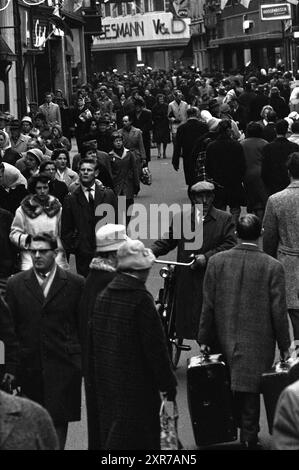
left=29, top=101, right=38, bottom=106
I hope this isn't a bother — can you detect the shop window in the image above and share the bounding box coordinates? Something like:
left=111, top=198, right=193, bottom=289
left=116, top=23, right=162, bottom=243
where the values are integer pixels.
left=153, top=0, right=164, bottom=12
left=144, top=0, right=150, bottom=12
left=104, top=3, right=111, bottom=17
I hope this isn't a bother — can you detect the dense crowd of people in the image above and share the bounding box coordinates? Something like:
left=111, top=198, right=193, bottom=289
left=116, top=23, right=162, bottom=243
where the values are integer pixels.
left=1, top=64, right=299, bottom=450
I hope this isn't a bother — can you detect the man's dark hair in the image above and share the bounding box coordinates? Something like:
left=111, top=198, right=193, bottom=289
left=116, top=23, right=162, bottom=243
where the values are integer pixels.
left=28, top=173, right=50, bottom=194
left=246, top=122, right=263, bottom=138
left=31, top=233, right=58, bottom=250
left=291, top=121, right=299, bottom=134
left=276, top=119, right=289, bottom=136
left=187, top=107, right=198, bottom=118
left=267, top=110, right=277, bottom=123
left=39, top=160, right=54, bottom=172
left=79, top=157, right=98, bottom=171
left=51, top=148, right=70, bottom=165
left=287, top=152, right=299, bottom=178
left=35, top=112, right=47, bottom=122
left=236, top=214, right=262, bottom=241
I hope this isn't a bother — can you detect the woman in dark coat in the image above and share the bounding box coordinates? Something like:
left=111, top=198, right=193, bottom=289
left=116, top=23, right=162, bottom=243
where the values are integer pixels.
left=80, top=224, right=127, bottom=450
left=92, top=239, right=177, bottom=450
left=206, top=119, right=246, bottom=225
left=241, top=122, right=268, bottom=220
left=108, top=131, right=139, bottom=225
left=152, top=94, right=170, bottom=159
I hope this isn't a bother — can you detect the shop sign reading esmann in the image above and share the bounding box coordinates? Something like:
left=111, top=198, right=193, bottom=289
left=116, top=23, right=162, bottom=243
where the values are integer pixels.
left=93, top=12, right=190, bottom=47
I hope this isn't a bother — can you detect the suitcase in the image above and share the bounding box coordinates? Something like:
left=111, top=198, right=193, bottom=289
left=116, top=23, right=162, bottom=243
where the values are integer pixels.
left=261, top=358, right=299, bottom=434
left=187, top=354, right=238, bottom=447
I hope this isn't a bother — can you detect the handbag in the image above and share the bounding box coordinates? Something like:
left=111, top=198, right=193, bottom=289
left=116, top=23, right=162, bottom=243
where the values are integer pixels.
left=160, top=398, right=180, bottom=450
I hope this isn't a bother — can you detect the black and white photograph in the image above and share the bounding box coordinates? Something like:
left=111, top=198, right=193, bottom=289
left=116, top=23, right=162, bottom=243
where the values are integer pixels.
left=0, top=0, right=299, bottom=458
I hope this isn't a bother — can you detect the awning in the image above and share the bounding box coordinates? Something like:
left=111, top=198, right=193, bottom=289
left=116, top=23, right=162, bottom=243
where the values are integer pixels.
left=0, top=36, right=17, bottom=62
left=181, top=37, right=193, bottom=59
left=61, top=10, right=85, bottom=28
left=210, top=31, right=282, bottom=47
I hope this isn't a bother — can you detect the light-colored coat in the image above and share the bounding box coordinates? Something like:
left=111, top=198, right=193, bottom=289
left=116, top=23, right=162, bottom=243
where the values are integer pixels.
left=38, top=102, right=61, bottom=127
left=0, top=391, right=58, bottom=450
left=198, top=245, right=290, bottom=393
left=272, top=379, right=299, bottom=450
left=263, top=182, right=299, bottom=309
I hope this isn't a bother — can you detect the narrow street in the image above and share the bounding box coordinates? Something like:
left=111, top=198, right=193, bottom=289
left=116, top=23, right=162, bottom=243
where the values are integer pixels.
left=66, top=143, right=275, bottom=451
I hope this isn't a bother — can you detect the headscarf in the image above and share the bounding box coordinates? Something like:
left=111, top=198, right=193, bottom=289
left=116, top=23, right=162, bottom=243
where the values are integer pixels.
left=200, top=110, right=221, bottom=131
left=1, top=162, right=27, bottom=189
left=0, top=130, right=11, bottom=150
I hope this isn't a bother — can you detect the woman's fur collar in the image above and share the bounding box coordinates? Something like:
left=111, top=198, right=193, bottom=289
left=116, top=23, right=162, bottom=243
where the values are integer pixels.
left=21, top=194, right=61, bottom=219
left=89, top=256, right=117, bottom=272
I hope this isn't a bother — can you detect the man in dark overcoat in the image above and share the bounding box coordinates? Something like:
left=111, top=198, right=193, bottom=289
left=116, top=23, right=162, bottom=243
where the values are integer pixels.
left=151, top=181, right=236, bottom=340
left=198, top=214, right=291, bottom=449
left=261, top=119, right=299, bottom=197
left=92, top=239, right=177, bottom=450
left=5, top=233, right=85, bottom=449
left=80, top=224, right=128, bottom=450
left=172, top=107, right=209, bottom=187
left=61, top=158, right=117, bottom=277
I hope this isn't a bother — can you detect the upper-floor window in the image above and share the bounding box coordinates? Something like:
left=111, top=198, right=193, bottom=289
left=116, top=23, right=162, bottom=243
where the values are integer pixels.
left=101, top=0, right=165, bottom=17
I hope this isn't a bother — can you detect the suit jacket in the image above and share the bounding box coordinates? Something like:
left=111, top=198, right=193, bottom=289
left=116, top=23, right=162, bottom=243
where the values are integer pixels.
left=198, top=245, right=290, bottom=393
left=5, top=266, right=85, bottom=423
left=0, top=391, right=58, bottom=450
left=172, top=118, right=209, bottom=185
left=61, top=182, right=118, bottom=256
left=38, top=102, right=61, bottom=127
left=263, top=182, right=299, bottom=309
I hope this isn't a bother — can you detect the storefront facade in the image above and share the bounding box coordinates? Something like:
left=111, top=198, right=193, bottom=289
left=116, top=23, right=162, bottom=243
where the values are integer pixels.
left=92, top=11, right=191, bottom=71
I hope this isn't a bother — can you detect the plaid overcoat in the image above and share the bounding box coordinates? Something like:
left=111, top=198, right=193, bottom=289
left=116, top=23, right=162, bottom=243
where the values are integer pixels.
left=92, top=272, right=177, bottom=450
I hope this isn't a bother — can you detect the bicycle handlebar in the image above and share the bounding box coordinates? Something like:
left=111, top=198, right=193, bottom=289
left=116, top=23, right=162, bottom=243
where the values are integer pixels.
left=154, top=258, right=195, bottom=267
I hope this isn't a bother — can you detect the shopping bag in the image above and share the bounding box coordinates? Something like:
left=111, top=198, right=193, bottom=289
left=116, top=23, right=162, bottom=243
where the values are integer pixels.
left=160, top=398, right=179, bottom=450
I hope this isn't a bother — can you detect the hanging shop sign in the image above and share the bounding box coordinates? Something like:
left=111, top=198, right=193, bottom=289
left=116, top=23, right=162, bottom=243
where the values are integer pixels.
left=261, top=3, right=291, bottom=21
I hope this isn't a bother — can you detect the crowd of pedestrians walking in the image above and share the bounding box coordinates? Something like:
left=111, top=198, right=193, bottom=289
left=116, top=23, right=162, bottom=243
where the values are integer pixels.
left=1, top=63, right=299, bottom=450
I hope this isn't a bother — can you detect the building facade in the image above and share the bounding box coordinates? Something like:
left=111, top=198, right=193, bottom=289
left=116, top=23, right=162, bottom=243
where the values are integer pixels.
left=92, top=0, right=191, bottom=72
left=190, top=0, right=299, bottom=73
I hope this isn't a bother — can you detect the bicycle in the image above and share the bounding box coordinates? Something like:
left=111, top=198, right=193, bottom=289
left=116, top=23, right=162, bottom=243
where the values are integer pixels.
left=155, top=257, right=195, bottom=369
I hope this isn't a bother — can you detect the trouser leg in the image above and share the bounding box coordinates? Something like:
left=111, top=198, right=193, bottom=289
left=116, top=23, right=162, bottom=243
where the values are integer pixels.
left=288, top=309, right=299, bottom=343
left=234, top=392, right=260, bottom=443
left=54, top=423, right=68, bottom=450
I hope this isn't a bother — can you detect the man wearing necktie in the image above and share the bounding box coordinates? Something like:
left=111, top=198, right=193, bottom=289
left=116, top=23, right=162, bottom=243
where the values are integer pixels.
left=5, top=233, right=85, bottom=449
left=61, top=158, right=117, bottom=277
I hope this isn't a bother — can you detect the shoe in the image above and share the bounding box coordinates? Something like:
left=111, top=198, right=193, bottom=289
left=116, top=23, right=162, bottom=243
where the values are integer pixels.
left=157, top=155, right=161, bottom=159
left=241, top=441, right=263, bottom=450
left=163, top=154, right=167, bottom=159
